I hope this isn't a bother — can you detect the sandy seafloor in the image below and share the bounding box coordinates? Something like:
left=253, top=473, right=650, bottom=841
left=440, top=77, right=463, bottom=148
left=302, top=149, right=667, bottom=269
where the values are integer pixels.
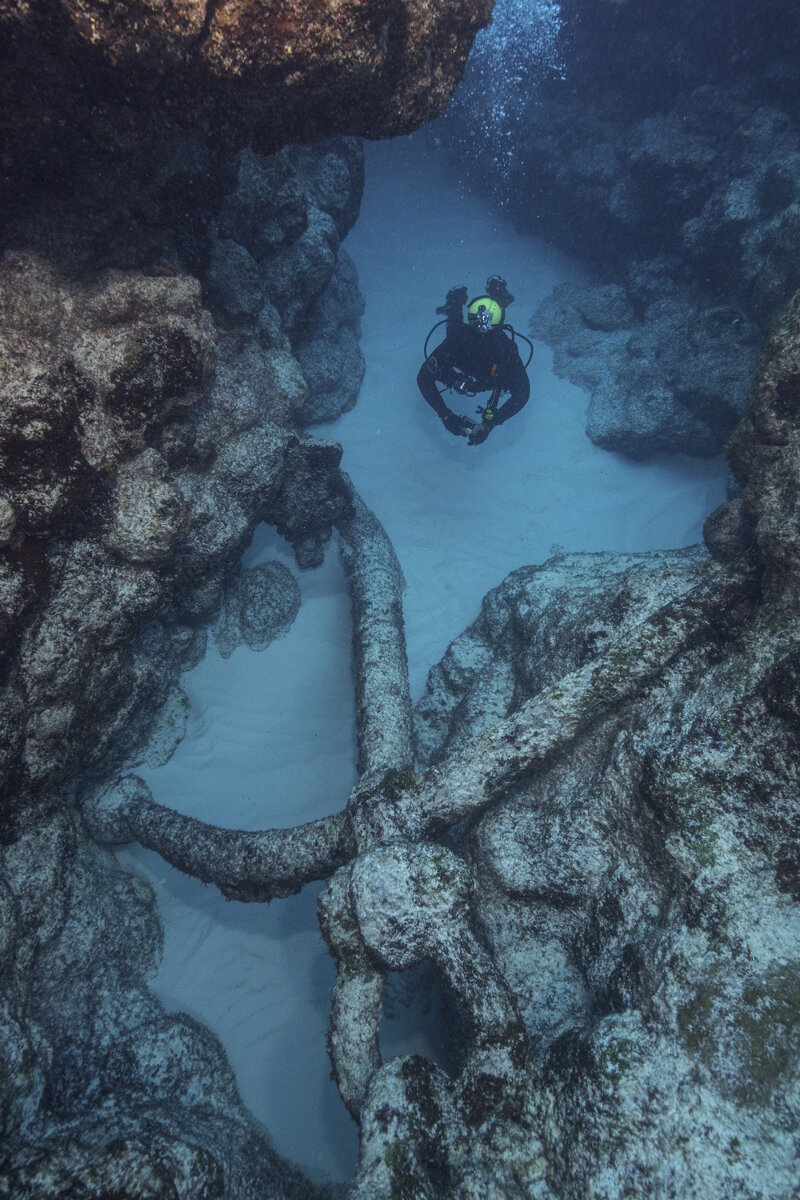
left=117, top=134, right=730, bottom=1185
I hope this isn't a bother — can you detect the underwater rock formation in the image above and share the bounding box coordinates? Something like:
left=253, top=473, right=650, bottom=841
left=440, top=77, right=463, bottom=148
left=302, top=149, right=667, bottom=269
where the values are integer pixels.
left=0, top=0, right=506, bottom=1192
left=0, top=239, right=353, bottom=799
left=5, top=164, right=799, bottom=1194
left=706, top=288, right=800, bottom=593
left=0, top=133, right=366, bottom=1195
left=0, top=127, right=368, bottom=801
left=3, top=2, right=799, bottom=1194
left=532, top=275, right=759, bottom=458
left=214, top=560, right=301, bottom=659
left=77, top=293, right=800, bottom=1196
left=298, top=253, right=367, bottom=425
left=441, top=0, right=800, bottom=459
left=0, top=804, right=331, bottom=1199
left=1, top=0, right=494, bottom=217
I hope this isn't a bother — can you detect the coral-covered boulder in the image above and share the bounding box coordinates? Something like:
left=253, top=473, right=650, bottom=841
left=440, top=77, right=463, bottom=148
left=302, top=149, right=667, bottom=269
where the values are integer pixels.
left=214, top=560, right=301, bottom=658
left=0, top=255, right=216, bottom=533
left=0, top=0, right=493, bottom=211
left=105, top=450, right=189, bottom=564
left=532, top=276, right=757, bottom=459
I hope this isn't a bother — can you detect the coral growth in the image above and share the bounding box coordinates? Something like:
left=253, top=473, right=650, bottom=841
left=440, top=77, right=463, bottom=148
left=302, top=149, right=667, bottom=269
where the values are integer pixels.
left=1, top=0, right=494, bottom=214
left=78, top=294, right=800, bottom=1195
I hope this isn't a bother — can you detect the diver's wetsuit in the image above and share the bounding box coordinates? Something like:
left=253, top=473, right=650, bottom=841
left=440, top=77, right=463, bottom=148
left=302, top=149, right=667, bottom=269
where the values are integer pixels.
left=417, top=321, right=530, bottom=429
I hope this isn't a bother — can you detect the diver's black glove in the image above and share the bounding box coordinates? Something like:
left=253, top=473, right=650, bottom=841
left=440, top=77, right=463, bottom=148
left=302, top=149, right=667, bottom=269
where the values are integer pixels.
left=485, top=276, right=515, bottom=308
left=442, top=412, right=476, bottom=438
left=436, top=285, right=468, bottom=316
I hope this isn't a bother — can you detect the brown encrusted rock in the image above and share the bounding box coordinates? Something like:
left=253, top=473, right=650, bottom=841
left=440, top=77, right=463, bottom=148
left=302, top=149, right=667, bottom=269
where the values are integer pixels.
left=702, top=495, right=756, bottom=565
left=710, top=290, right=800, bottom=595
left=105, top=450, right=189, bottom=564
left=0, top=254, right=216, bottom=542
left=1, top=0, right=493, bottom=213
left=70, top=270, right=216, bottom=471
left=0, top=256, right=97, bottom=536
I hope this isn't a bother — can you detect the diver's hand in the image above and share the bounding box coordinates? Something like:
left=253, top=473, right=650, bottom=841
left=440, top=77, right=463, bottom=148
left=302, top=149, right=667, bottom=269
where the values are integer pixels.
left=469, top=404, right=498, bottom=445
left=436, top=285, right=468, bottom=316
left=467, top=422, right=491, bottom=446
left=442, top=412, right=476, bottom=437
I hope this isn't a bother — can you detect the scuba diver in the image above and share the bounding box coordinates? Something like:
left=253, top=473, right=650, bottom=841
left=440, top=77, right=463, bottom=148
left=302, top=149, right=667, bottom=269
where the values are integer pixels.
left=417, top=275, right=532, bottom=446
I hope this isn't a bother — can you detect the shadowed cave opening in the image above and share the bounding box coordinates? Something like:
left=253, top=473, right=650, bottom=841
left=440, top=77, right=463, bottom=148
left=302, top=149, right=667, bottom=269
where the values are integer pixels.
left=380, top=962, right=465, bottom=1080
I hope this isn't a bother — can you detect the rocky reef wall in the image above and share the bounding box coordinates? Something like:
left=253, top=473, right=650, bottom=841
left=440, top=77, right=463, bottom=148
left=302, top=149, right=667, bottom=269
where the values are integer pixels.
left=0, top=4, right=494, bottom=1195
left=0, top=133, right=365, bottom=814
left=0, top=134, right=366, bottom=1199
left=0, top=0, right=494, bottom=219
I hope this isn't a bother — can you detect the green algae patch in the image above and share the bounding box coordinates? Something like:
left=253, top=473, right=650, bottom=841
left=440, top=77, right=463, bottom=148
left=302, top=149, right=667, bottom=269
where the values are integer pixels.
left=735, top=965, right=800, bottom=1103
left=678, top=963, right=800, bottom=1105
